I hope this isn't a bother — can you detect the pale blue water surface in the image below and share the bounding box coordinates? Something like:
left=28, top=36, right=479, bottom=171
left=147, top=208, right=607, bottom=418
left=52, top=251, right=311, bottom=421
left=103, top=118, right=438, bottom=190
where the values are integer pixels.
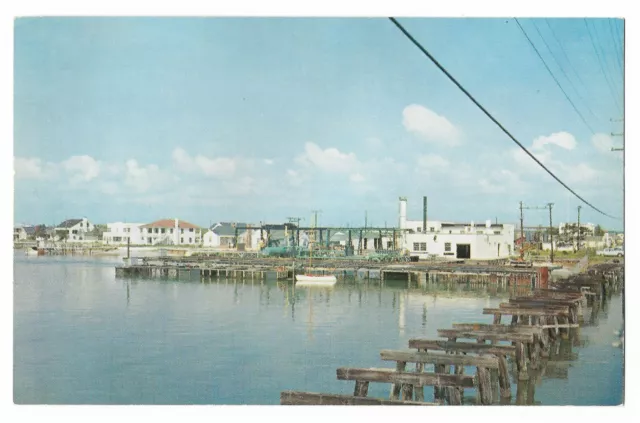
left=13, top=255, right=623, bottom=405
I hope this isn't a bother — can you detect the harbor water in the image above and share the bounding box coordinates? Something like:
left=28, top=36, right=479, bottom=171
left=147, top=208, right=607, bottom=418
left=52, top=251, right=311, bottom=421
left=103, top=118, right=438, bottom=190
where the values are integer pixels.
left=13, top=255, right=624, bottom=405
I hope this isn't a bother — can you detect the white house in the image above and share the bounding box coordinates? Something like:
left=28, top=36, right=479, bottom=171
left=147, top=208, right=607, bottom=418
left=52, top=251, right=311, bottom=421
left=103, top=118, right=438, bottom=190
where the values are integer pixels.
left=102, top=222, right=146, bottom=245
left=203, top=222, right=262, bottom=250
left=398, top=197, right=515, bottom=260
left=54, top=218, right=95, bottom=242
left=139, top=219, right=202, bottom=245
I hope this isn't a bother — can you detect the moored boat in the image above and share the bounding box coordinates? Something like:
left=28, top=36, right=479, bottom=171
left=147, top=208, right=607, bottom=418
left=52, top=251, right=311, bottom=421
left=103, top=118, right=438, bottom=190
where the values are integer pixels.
left=295, top=274, right=337, bottom=286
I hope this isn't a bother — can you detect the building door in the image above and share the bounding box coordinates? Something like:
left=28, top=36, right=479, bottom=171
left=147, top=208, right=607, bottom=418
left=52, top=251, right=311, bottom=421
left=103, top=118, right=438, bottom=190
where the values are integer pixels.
left=456, top=244, right=471, bottom=259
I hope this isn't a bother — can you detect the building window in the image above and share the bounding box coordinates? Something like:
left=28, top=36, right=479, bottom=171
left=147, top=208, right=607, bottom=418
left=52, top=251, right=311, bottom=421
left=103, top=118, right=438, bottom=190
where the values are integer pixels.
left=72, top=230, right=78, bottom=234
left=449, top=230, right=452, bottom=234
left=477, top=230, right=484, bottom=234
left=420, top=242, right=427, bottom=251
left=417, top=227, right=421, bottom=232
left=181, top=229, right=184, bottom=234
left=170, top=229, right=173, bottom=234
left=148, top=237, right=152, bottom=244
left=181, top=237, right=184, bottom=243
left=189, top=228, right=194, bottom=232
left=445, top=242, right=452, bottom=252
left=494, top=231, right=501, bottom=235
left=154, top=228, right=159, bottom=234
left=148, top=228, right=152, bottom=233
left=413, top=242, right=419, bottom=251
left=189, top=238, right=192, bottom=243
left=430, top=227, right=435, bottom=232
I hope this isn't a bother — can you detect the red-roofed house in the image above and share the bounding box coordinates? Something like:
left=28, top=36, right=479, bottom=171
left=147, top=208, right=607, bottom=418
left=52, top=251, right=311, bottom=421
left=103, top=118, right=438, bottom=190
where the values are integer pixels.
left=139, top=218, right=202, bottom=245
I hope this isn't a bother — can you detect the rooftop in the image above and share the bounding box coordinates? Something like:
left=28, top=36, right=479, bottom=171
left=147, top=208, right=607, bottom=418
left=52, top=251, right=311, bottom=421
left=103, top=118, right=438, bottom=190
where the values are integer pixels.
left=140, top=219, right=200, bottom=229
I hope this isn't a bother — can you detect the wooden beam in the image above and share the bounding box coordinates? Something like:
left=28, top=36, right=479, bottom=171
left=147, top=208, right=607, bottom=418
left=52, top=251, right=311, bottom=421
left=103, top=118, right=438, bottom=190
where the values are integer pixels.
left=499, top=303, right=570, bottom=313
left=380, top=350, right=499, bottom=368
left=483, top=308, right=566, bottom=317
left=451, top=323, right=543, bottom=336
left=510, top=298, right=578, bottom=306
left=280, top=391, right=438, bottom=405
left=408, top=339, right=516, bottom=356
left=438, top=329, right=533, bottom=343
left=336, top=368, right=476, bottom=388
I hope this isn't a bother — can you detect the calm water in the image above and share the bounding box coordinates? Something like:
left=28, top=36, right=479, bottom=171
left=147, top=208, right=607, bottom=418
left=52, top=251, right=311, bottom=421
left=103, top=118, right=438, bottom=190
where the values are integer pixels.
left=13, top=255, right=624, bottom=405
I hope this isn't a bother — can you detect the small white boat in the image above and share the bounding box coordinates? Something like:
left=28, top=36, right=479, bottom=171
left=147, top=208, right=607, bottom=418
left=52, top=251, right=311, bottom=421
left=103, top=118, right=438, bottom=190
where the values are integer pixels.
left=295, top=274, right=337, bottom=286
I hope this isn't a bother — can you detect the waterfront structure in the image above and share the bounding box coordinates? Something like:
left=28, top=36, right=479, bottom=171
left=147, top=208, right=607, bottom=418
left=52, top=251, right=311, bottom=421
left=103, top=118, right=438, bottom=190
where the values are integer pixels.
left=139, top=219, right=202, bottom=245
left=102, top=222, right=146, bottom=245
left=398, top=197, right=515, bottom=260
left=54, top=218, right=95, bottom=242
left=14, top=225, right=34, bottom=241
left=203, top=222, right=263, bottom=250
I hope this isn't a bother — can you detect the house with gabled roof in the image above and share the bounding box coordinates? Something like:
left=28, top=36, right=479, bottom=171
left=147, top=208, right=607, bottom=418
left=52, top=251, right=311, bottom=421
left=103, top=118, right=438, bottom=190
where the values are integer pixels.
left=54, top=218, right=94, bottom=242
left=139, top=218, right=202, bottom=245
left=202, top=222, right=263, bottom=249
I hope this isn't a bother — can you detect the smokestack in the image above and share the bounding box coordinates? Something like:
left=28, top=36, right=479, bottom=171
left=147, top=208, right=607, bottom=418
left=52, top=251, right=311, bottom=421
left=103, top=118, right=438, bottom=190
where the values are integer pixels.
left=423, top=196, right=427, bottom=233
left=399, top=197, right=407, bottom=229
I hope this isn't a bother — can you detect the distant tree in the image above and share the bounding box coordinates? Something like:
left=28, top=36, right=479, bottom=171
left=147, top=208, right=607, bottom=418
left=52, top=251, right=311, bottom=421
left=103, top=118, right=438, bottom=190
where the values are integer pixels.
left=594, top=225, right=605, bottom=236
left=90, top=224, right=107, bottom=239
left=33, top=224, right=48, bottom=240
left=55, top=229, right=69, bottom=242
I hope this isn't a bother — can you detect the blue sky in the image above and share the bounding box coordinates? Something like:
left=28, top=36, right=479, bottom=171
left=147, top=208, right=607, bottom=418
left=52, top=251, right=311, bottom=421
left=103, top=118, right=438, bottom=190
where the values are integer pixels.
left=13, top=17, right=624, bottom=230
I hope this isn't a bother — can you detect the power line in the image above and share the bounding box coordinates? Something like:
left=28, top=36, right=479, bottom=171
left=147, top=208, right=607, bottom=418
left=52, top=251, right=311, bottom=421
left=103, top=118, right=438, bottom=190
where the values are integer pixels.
left=607, top=19, right=624, bottom=83
left=544, top=19, right=592, bottom=100
left=514, top=18, right=595, bottom=135
left=596, top=19, right=623, bottom=95
left=584, top=19, right=622, bottom=115
left=387, top=17, right=619, bottom=220
left=531, top=20, right=599, bottom=122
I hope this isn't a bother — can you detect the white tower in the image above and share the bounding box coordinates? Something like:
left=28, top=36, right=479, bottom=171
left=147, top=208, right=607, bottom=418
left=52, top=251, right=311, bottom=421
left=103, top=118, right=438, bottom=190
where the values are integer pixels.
left=399, top=196, right=407, bottom=230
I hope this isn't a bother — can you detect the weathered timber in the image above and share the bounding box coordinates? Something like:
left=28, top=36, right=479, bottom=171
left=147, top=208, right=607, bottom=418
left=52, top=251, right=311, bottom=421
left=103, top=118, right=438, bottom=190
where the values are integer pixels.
left=497, top=355, right=511, bottom=398
left=280, top=391, right=437, bottom=405
left=437, top=329, right=534, bottom=343
left=483, top=308, right=567, bottom=317
left=390, top=361, right=406, bottom=400
left=408, top=339, right=516, bottom=356
left=336, top=368, right=476, bottom=388
left=415, top=362, right=425, bottom=402
left=511, top=295, right=581, bottom=303
left=380, top=350, right=499, bottom=368
left=476, top=366, right=493, bottom=405
left=354, top=380, right=369, bottom=397
left=515, top=341, right=528, bottom=381
left=539, top=323, right=579, bottom=329
left=451, top=323, right=543, bottom=336
left=500, top=302, right=570, bottom=313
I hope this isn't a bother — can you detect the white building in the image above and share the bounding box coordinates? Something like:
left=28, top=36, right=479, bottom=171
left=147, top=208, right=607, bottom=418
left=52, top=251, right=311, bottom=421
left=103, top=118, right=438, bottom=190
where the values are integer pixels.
left=203, top=222, right=263, bottom=250
left=54, top=218, right=95, bottom=242
left=102, top=222, right=145, bottom=245
left=139, top=219, right=202, bottom=245
left=398, top=197, right=515, bottom=260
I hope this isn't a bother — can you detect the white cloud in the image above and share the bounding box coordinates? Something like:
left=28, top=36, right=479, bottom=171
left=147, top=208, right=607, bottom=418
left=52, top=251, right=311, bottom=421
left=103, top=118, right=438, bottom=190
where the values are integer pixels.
left=62, top=155, right=101, bottom=183
left=532, top=131, right=577, bottom=151
left=591, top=133, right=615, bottom=152
left=295, top=142, right=360, bottom=173
left=286, top=169, right=303, bottom=187
left=172, top=147, right=236, bottom=178
left=194, top=155, right=236, bottom=177
left=417, top=154, right=450, bottom=169
left=124, top=159, right=162, bottom=193
left=264, top=159, right=274, bottom=165
left=14, top=157, right=46, bottom=179
left=350, top=173, right=366, bottom=183
left=562, top=163, right=601, bottom=184
left=402, top=104, right=461, bottom=146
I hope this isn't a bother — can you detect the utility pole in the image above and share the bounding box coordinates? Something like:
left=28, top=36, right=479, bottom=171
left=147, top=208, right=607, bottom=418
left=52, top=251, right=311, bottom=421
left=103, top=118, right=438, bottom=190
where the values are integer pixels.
left=577, top=206, right=582, bottom=251
left=611, top=118, right=624, bottom=151
left=519, top=201, right=525, bottom=260
left=548, top=203, right=555, bottom=263
left=520, top=202, right=550, bottom=261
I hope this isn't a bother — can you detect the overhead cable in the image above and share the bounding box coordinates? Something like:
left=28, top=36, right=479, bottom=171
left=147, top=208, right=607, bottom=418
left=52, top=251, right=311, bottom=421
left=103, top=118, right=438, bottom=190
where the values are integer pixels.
left=387, top=17, right=619, bottom=220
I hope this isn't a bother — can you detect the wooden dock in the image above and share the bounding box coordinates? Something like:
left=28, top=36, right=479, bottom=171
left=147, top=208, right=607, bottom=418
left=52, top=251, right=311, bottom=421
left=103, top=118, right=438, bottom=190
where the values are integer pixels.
left=115, top=255, right=553, bottom=287
left=280, top=263, right=623, bottom=405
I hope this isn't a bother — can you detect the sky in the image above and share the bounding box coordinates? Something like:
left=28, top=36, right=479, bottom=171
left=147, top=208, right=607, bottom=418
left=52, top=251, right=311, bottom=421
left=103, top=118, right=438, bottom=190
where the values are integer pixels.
left=13, top=17, right=625, bottom=230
